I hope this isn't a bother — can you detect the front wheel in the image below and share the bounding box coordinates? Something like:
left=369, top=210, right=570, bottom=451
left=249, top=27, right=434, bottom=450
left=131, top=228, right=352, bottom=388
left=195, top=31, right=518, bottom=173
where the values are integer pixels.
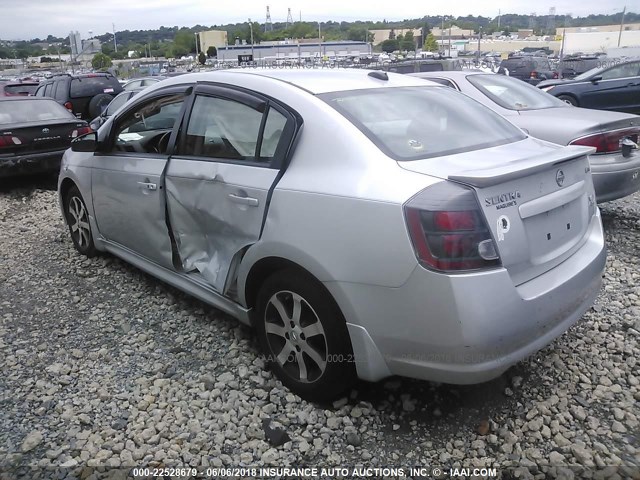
left=255, top=269, right=356, bottom=402
left=64, top=186, right=97, bottom=257
left=557, top=94, right=578, bottom=106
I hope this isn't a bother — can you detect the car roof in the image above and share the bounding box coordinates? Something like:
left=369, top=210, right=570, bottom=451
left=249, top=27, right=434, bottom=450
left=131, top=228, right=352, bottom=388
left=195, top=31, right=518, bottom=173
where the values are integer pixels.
left=410, top=70, right=485, bottom=80
left=155, top=69, right=437, bottom=95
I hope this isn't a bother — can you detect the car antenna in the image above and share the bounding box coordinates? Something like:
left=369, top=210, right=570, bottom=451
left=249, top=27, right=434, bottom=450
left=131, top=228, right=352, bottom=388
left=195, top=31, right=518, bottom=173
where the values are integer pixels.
left=368, top=71, right=388, bottom=81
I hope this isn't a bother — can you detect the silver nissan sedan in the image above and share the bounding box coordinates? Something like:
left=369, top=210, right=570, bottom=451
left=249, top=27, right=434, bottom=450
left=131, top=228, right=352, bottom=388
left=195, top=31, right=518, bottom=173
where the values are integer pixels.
left=410, top=70, right=640, bottom=203
left=58, top=69, right=606, bottom=401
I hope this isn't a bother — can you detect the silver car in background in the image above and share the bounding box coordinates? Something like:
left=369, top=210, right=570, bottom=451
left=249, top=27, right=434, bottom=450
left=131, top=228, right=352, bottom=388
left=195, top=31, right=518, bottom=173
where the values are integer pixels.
left=58, top=70, right=606, bottom=401
left=410, top=70, right=640, bottom=203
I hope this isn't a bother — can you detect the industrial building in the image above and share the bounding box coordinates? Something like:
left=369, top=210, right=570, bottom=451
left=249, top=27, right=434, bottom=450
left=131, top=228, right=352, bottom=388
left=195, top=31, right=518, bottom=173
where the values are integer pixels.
left=215, top=40, right=369, bottom=61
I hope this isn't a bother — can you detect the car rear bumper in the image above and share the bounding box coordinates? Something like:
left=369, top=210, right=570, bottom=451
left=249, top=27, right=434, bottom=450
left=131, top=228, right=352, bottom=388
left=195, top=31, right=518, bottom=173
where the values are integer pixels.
left=590, top=151, right=640, bottom=203
left=327, top=210, right=606, bottom=384
left=0, top=149, right=66, bottom=177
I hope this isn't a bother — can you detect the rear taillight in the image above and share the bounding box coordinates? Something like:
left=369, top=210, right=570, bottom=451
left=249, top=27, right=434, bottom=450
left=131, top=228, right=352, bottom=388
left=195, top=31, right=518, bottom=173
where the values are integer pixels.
left=570, top=128, right=640, bottom=154
left=0, top=135, right=22, bottom=147
left=552, top=72, right=559, bottom=79
left=530, top=71, right=538, bottom=79
left=404, top=182, right=501, bottom=272
left=63, top=101, right=73, bottom=112
left=70, top=126, right=93, bottom=138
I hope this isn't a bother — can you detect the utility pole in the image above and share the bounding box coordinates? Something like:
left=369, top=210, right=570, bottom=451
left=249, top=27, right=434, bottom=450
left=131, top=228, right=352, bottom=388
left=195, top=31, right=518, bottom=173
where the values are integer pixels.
left=113, top=23, right=118, bottom=53
left=498, top=9, right=501, bottom=30
left=477, top=26, right=482, bottom=61
left=318, top=22, right=322, bottom=59
left=618, top=6, right=626, bottom=47
left=194, top=33, right=199, bottom=58
left=448, top=25, right=452, bottom=57
left=248, top=19, right=255, bottom=60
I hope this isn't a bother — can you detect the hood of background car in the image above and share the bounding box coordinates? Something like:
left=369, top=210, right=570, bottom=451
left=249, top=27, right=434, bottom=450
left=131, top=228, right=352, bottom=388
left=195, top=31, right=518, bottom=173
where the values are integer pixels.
left=514, top=107, right=640, bottom=145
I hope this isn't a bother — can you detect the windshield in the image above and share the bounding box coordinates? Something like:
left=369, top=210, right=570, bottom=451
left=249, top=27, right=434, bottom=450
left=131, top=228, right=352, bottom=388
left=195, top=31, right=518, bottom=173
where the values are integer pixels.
left=321, top=86, right=526, bottom=161
left=467, top=73, right=567, bottom=111
left=0, top=99, right=74, bottom=124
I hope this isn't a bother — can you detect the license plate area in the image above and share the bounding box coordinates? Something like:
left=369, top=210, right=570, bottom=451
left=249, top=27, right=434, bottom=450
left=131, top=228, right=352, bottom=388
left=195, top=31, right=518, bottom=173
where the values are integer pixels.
left=524, top=196, right=587, bottom=265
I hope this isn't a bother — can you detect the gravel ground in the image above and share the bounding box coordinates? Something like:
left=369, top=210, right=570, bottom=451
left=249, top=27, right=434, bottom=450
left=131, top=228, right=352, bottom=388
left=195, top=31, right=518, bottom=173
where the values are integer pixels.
left=0, top=177, right=638, bottom=480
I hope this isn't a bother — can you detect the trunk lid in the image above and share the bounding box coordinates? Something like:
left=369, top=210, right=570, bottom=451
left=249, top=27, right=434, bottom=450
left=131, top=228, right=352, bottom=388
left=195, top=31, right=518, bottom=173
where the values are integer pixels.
left=0, top=119, right=86, bottom=155
left=399, top=138, right=598, bottom=285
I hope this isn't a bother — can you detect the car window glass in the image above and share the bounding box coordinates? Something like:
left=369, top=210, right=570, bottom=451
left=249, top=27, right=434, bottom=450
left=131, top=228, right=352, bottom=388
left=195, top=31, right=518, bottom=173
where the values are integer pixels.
left=70, top=76, right=121, bottom=98
left=322, top=86, right=525, bottom=161
left=111, top=94, right=184, bottom=154
left=600, top=62, right=640, bottom=80
left=43, top=83, right=53, bottom=97
left=125, top=80, right=141, bottom=90
left=106, top=92, right=131, bottom=116
left=180, top=95, right=264, bottom=161
left=424, top=77, right=456, bottom=88
left=0, top=99, right=73, bottom=124
left=467, top=74, right=566, bottom=110
left=260, top=108, right=287, bottom=158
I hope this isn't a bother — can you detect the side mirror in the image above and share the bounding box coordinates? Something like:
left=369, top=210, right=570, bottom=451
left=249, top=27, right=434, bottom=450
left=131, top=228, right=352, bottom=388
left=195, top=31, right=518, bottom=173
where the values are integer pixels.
left=71, top=132, right=97, bottom=152
left=591, top=75, right=603, bottom=84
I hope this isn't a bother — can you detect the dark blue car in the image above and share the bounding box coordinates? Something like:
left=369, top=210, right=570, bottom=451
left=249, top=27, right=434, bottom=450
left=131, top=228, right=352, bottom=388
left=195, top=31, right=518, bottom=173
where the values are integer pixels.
left=537, top=59, right=640, bottom=115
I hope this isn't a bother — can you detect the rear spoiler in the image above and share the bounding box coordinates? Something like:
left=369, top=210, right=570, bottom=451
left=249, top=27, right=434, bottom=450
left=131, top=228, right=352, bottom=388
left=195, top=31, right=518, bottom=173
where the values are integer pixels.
left=448, top=145, right=595, bottom=188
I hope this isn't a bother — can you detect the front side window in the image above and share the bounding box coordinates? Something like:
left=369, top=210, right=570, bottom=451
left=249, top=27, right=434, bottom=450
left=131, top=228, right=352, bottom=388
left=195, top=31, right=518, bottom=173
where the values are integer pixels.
left=111, top=94, right=184, bottom=154
left=321, top=86, right=526, bottom=160
left=467, top=74, right=566, bottom=111
left=180, top=95, right=284, bottom=162
left=106, top=92, right=132, bottom=116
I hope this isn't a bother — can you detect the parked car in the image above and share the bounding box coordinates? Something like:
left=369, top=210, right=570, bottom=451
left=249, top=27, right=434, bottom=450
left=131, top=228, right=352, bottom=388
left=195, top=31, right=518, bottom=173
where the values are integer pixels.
left=59, top=70, right=605, bottom=401
left=35, top=73, right=123, bottom=120
left=537, top=59, right=640, bottom=114
left=497, top=56, right=558, bottom=85
left=410, top=71, right=640, bottom=203
left=0, top=97, right=91, bottom=177
left=122, top=76, right=167, bottom=91
left=379, top=58, right=464, bottom=74
left=89, top=88, right=144, bottom=130
left=0, top=80, right=40, bottom=97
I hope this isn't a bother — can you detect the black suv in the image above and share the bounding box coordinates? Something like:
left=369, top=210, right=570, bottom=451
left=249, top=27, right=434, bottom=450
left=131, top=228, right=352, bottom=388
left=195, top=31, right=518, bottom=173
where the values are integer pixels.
left=497, top=56, right=558, bottom=85
left=35, top=73, right=123, bottom=120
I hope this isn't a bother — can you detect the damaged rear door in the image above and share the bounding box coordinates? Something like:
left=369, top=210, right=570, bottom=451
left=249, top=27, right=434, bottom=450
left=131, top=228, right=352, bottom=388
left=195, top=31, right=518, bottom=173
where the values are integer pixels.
left=164, top=83, right=297, bottom=294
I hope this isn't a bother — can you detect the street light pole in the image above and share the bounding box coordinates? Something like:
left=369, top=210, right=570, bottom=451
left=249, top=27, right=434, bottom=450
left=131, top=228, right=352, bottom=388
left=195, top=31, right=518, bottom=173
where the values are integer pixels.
left=194, top=32, right=199, bottom=58
left=618, top=6, right=626, bottom=47
left=318, top=22, right=322, bottom=59
left=477, top=26, right=482, bottom=62
left=113, top=23, right=118, bottom=53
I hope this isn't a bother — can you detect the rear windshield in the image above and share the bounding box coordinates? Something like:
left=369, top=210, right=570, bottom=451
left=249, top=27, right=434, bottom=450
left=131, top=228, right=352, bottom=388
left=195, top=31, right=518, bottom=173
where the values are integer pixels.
left=321, top=86, right=526, bottom=161
left=0, top=99, right=74, bottom=124
left=70, top=76, right=122, bottom=98
left=3, top=84, right=39, bottom=96
left=467, top=73, right=566, bottom=111
left=501, top=57, right=550, bottom=71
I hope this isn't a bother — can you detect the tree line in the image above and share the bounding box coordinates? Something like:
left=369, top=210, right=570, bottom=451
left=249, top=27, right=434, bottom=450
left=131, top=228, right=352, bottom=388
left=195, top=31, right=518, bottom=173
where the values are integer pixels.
left=1, top=11, right=637, bottom=60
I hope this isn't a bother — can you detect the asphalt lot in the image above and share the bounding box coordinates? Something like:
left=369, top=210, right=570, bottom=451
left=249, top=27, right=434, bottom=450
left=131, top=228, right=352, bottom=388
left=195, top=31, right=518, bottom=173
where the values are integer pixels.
left=0, top=175, right=638, bottom=479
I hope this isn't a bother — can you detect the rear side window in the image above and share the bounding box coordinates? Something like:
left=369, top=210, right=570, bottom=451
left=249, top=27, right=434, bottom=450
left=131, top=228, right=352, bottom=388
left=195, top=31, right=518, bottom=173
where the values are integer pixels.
left=70, top=76, right=122, bottom=98
left=321, top=86, right=526, bottom=161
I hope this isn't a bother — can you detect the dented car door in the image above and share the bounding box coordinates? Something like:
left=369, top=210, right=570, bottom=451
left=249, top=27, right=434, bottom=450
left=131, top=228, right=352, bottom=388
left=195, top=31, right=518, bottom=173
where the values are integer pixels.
left=164, top=84, right=295, bottom=293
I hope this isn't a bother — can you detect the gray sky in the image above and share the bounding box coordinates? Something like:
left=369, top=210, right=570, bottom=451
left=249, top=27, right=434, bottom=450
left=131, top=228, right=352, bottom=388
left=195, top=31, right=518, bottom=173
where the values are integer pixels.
left=1, top=0, right=630, bottom=40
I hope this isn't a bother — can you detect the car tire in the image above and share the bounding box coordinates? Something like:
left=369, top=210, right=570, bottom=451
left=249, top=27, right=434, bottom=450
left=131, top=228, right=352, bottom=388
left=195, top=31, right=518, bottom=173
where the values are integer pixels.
left=88, top=94, right=114, bottom=119
left=64, top=186, right=97, bottom=257
left=255, top=269, right=356, bottom=402
left=557, top=94, right=578, bottom=106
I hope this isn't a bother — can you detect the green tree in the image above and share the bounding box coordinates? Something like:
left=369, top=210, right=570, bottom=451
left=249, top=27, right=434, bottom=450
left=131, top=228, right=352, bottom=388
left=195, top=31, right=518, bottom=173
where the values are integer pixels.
left=91, top=52, right=112, bottom=70
left=206, top=46, right=217, bottom=57
left=401, top=30, right=415, bottom=51
left=198, top=51, right=206, bottom=65
left=423, top=33, right=439, bottom=52
left=380, top=39, right=399, bottom=53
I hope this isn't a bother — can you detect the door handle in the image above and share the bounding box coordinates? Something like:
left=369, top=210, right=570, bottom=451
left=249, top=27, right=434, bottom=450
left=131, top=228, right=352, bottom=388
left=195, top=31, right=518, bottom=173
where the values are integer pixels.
left=228, top=193, right=259, bottom=207
left=137, top=181, right=157, bottom=191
